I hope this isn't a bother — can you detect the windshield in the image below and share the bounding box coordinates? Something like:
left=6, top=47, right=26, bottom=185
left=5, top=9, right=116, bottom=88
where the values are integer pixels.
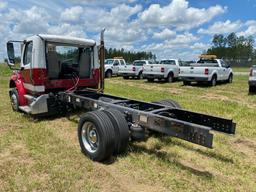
left=133, top=60, right=146, bottom=66
left=105, top=59, right=114, bottom=65
left=160, top=60, right=175, bottom=65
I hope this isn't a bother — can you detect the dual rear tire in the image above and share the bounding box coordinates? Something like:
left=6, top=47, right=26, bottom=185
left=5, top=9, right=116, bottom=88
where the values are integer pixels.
left=78, top=109, right=129, bottom=162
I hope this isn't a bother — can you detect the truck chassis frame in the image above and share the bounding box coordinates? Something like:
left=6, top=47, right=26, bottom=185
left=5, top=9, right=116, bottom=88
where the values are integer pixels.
left=59, top=89, right=236, bottom=150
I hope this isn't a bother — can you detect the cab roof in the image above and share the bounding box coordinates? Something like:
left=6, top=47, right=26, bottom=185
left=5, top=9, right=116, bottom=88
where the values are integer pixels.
left=35, top=34, right=96, bottom=46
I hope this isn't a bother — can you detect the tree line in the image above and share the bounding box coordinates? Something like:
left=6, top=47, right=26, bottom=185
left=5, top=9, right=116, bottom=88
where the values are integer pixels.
left=206, top=32, right=255, bottom=67
left=105, top=48, right=156, bottom=63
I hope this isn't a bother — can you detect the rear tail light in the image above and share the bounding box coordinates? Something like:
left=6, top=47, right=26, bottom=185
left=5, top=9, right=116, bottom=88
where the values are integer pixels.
left=205, top=68, right=209, bottom=75
left=132, top=66, right=136, bottom=71
left=249, top=68, right=253, bottom=76
left=161, top=67, right=165, bottom=73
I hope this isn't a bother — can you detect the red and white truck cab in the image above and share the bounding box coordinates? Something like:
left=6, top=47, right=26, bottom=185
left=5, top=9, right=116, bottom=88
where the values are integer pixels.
left=7, top=34, right=101, bottom=115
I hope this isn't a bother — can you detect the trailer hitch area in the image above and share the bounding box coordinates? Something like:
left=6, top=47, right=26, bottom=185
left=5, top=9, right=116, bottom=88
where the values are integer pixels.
left=167, top=109, right=236, bottom=135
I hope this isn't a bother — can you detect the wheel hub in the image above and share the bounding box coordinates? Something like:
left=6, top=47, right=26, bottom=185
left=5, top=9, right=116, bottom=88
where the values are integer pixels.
left=11, top=94, right=18, bottom=110
left=81, top=122, right=99, bottom=153
left=89, top=130, right=97, bottom=144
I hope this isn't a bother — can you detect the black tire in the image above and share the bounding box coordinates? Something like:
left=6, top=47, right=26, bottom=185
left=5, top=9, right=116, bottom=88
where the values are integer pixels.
left=137, top=72, right=143, bottom=80
left=9, top=88, right=19, bottom=111
left=102, top=109, right=129, bottom=154
left=249, top=86, right=255, bottom=93
left=105, top=70, right=112, bottom=78
left=147, top=78, right=154, bottom=82
left=152, top=99, right=182, bottom=109
left=227, top=74, right=233, bottom=83
left=210, top=75, right=217, bottom=86
left=78, top=111, right=116, bottom=162
left=183, top=81, right=191, bottom=86
left=166, top=73, right=174, bottom=83
left=123, top=76, right=129, bottom=79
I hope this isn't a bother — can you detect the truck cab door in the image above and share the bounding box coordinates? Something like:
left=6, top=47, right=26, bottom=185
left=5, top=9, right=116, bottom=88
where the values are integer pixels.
left=112, top=60, right=120, bottom=74
left=20, top=41, right=34, bottom=87
left=220, top=60, right=229, bottom=80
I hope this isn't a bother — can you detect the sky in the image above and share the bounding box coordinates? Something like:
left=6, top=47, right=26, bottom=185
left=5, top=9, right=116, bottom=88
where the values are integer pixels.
left=0, top=0, right=256, bottom=62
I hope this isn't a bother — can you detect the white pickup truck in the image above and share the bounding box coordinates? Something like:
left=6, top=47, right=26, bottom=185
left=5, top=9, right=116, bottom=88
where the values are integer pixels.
left=179, top=57, right=233, bottom=86
left=249, top=65, right=256, bottom=93
left=143, top=59, right=180, bottom=82
left=104, top=58, right=126, bottom=78
left=119, top=60, right=152, bottom=79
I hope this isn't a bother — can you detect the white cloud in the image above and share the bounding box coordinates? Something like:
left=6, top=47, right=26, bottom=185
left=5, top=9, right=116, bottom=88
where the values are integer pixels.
left=190, top=42, right=210, bottom=50
left=166, top=32, right=198, bottom=45
left=4, top=6, right=49, bottom=34
left=139, top=0, right=227, bottom=30
left=47, top=23, right=86, bottom=37
left=83, top=4, right=144, bottom=43
left=0, top=1, right=7, bottom=9
left=238, top=20, right=256, bottom=37
left=198, top=20, right=242, bottom=34
left=153, top=28, right=176, bottom=39
left=60, top=6, right=83, bottom=22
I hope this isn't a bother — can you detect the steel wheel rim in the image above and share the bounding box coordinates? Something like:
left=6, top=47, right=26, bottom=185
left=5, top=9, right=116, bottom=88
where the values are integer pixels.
left=11, top=93, right=18, bottom=110
left=81, top=122, right=99, bottom=153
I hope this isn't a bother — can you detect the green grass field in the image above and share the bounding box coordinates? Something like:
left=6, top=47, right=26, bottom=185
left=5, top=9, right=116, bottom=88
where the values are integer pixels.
left=0, top=64, right=255, bottom=192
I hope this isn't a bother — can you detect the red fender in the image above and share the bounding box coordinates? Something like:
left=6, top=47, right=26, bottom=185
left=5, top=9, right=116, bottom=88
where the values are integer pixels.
left=10, top=71, right=27, bottom=106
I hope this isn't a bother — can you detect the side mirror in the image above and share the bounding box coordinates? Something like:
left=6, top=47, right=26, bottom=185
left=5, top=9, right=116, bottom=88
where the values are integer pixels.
left=7, top=42, right=15, bottom=66
left=226, top=65, right=230, bottom=68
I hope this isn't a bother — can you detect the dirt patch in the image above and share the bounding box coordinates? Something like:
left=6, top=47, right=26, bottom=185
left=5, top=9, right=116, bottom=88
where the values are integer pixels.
left=201, top=93, right=230, bottom=101
left=0, top=143, right=33, bottom=165
left=233, top=138, right=256, bottom=157
left=234, top=138, right=256, bottom=152
left=91, top=163, right=169, bottom=192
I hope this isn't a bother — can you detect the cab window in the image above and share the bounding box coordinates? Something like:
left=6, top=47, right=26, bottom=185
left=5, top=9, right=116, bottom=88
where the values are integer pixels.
left=221, top=60, right=228, bottom=68
left=120, top=60, right=125, bottom=65
left=113, top=60, right=119, bottom=66
left=23, top=42, right=33, bottom=65
left=160, top=60, right=175, bottom=65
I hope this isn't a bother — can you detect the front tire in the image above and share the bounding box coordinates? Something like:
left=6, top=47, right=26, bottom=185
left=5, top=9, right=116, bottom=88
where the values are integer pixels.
left=78, top=111, right=116, bottom=162
left=227, top=74, right=233, bottom=83
left=10, top=88, right=19, bottom=111
left=105, top=70, right=112, bottom=78
left=123, top=76, right=129, bottom=79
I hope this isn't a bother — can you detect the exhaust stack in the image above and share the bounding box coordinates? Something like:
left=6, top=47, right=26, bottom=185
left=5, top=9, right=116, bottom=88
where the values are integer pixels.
left=99, top=28, right=105, bottom=92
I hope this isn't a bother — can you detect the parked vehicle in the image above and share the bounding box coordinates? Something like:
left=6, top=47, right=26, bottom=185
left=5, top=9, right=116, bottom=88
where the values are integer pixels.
left=179, top=55, right=233, bottom=86
left=119, top=60, right=151, bottom=79
left=105, top=57, right=126, bottom=78
left=6, top=32, right=236, bottom=162
left=249, top=65, right=256, bottom=93
left=143, top=59, right=180, bottom=82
